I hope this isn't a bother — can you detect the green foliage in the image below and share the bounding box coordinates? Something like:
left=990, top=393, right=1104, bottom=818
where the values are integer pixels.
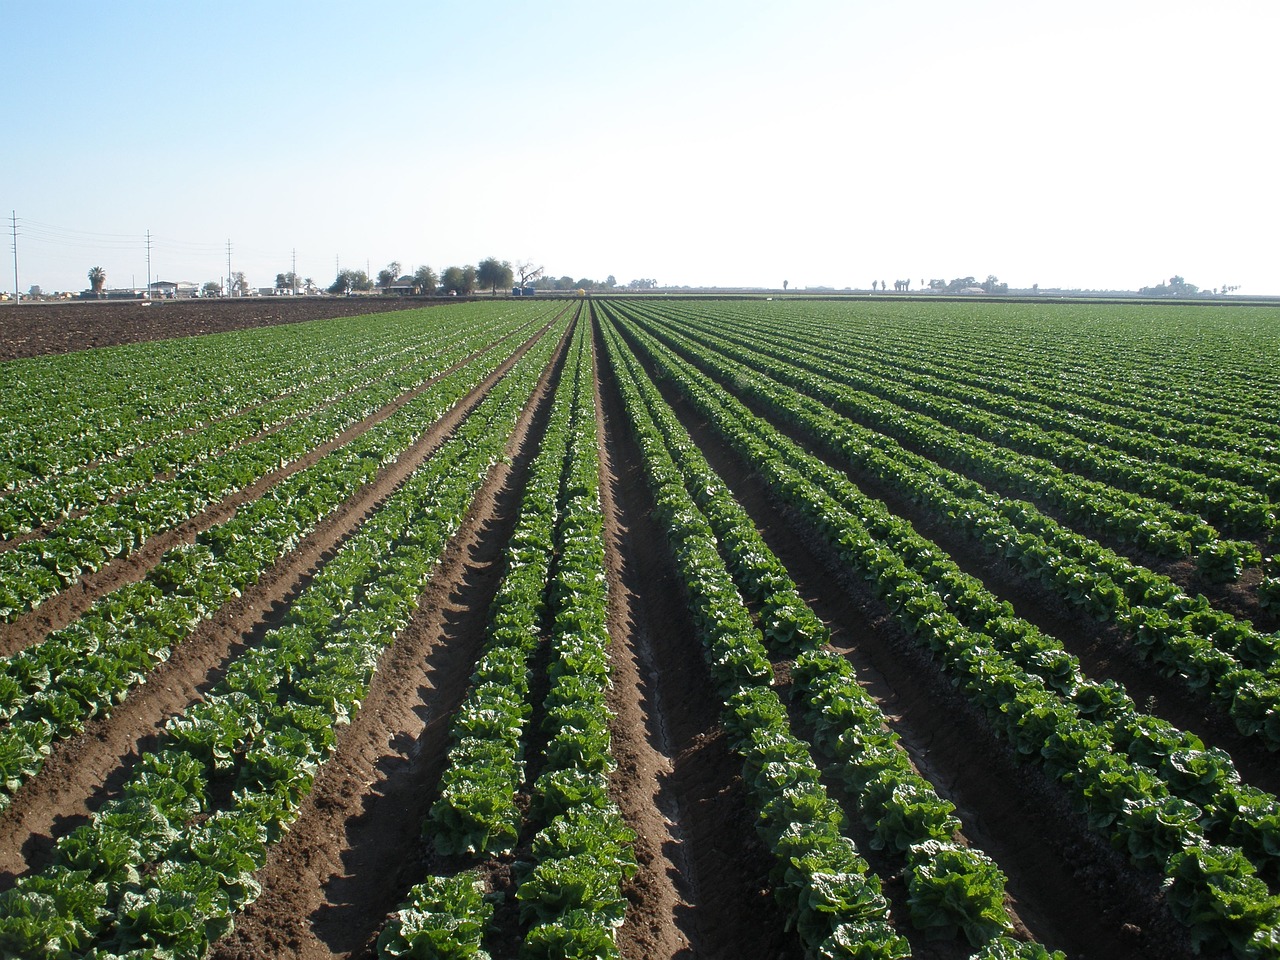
left=968, top=937, right=1067, bottom=959
left=376, top=874, right=493, bottom=960
left=1164, top=845, right=1280, bottom=957
left=904, top=840, right=1012, bottom=944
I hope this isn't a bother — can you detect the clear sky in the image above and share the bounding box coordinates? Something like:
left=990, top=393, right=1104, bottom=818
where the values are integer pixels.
left=5, top=0, right=1277, bottom=295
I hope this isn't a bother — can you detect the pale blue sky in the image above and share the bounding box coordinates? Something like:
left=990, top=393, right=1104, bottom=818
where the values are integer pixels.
left=5, top=0, right=1277, bottom=294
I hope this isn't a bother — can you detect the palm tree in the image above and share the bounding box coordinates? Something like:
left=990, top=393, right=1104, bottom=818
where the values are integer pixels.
left=88, top=266, right=106, bottom=294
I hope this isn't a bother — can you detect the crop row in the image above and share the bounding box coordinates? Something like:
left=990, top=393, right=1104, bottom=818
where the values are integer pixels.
left=0, top=309, right=547, bottom=622
left=620, top=303, right=1280, bottom=747
left=0, top=311, right=451, bottom=491
left=600, top=308, right=1069, bottom=959
left=604, top=303, right=1280, bottom=958
left=0, top=313, right=561, bottom=812
left=601, top=305, right=1020, bottom=944
left=772, top=300, right=1280, bottom=461
left=0, top=307, right=529, bottom=540
left=0, top=309, right=567, bottom=959
left=382, top=316, right=639, bottom=958
left=668, top=300, right=1279, bottom=538
left=650, top=302, right=1264, bottom=568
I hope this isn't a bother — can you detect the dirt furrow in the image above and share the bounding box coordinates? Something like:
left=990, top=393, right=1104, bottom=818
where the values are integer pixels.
left=594, top=315, right=804, bottom=960
left=594, top=326, right=693, bottom=959
left=0, top=320, right=558, bottom=888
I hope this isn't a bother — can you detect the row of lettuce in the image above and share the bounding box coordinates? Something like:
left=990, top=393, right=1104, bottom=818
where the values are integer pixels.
left=0, top=309, right=569, bottom=958
left=3, top=295, right=1274, bottom=957
left=0, top=313, right=491, bottom=538
left=598, top=300, right=1280, bottom=959
left=597, top=306, right=1066, bottom=960
left=379, top=317, right=639, bottom=958
left=620, top=301, right=1280, bottom=750
left=669, top=302, right=1269, bottom=567
left=0, top=309, right=554, bottom=813
left=0, top=306, right=550, bottom=622
left=380, top=306, right=1065, bottom=959
left=764, top=300, right=1280, bottom=499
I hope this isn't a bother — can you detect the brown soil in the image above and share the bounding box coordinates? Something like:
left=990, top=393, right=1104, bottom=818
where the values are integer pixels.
left=0, top=300, right=1251, bottom=960
left=0, top=297, right=436, bottom=361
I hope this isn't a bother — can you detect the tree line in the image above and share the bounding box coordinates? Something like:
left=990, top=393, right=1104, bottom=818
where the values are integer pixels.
left=329, top=258, right=628, bottom=296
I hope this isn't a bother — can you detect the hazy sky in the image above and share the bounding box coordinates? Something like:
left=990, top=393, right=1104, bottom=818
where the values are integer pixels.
left=5, top=0, right=1277, bottom=294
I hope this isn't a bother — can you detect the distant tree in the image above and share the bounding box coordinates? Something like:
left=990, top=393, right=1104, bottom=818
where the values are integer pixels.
left=413, top=265, right=437, bottom=295
left=303, top=277, right=315, bottom=294
left=275, top=273, right=288, bottom=291
left=515, top=260, right=544, bottom=288
left=28, top=285, right=41, bottom=298
left=230, top=271, right=249, bottom=296
left=783, top=280, right=788, bottom=291
left=328, top=269, right=373, bottom=295
left=628, top=278, right=657, bottom=289
left=1139, top=275, right=1200, bottom=297
left=88, top=266, right=106, bottom=293
left=377, top=262, right=403, bottom=290
left=605, top=275, right=617, bottom=289
left=477, top=257, right=514, bottom=295
left=201, top=281, right=222, bottom=297
left=440, top=266, right=463, bottom=294
left=980, top=274, right=1008, bottom=294
left=441, top=265, right=476, bottom=295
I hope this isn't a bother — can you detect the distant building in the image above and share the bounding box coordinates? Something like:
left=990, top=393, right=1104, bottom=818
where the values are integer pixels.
left=150, top=280, right=200, bottom=298
left=386, top=275, right=419, bottom=295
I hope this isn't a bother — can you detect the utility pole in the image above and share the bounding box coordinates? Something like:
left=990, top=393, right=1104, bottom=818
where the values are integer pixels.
left=10, top=211, right=17, bottom=301
left=226, top=239, right=232, bottom=297
left=145, top=230, right=152, bottom=299
left=291, top=247, right=297, bottom=294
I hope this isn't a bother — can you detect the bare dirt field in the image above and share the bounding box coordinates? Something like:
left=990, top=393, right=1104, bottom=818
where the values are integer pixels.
left=0, top=297, right=439, bottom=361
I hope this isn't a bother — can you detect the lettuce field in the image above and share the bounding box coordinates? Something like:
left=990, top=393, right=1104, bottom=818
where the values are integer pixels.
left=0, top=295, right=1277, bottom=960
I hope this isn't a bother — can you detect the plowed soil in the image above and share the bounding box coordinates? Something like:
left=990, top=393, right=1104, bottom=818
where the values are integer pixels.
left=0, top=296, right=441, bottom=361
left=0, top=298, right=1236, bottom=959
